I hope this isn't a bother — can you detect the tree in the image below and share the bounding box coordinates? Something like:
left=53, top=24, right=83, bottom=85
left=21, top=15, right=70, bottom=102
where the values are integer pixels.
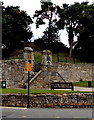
left=74, top=2, right=94, bottom=62
left=2, top=6, right=33, bottom=55
left=57, top=2, right=86, bottom=57
left=33, top=0, right=60, bottom=49
left=41, top=24, right=60, bottom=46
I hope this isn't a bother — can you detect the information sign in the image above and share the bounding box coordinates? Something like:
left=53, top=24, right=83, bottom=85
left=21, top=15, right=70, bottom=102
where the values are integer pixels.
left=26, top=63, right=32, bottom=71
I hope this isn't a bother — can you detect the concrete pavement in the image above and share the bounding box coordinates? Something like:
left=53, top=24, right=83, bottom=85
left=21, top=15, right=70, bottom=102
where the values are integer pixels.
left=74, top=86, right=93, bottom=91
left=0, top=106, right=93, bottom=118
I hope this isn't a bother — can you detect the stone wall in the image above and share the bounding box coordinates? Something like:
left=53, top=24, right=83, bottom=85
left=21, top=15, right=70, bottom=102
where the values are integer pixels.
left=2, top=60, right=28, bottom=88
left=46, top=63, right=94, bottom=82
left=1, top=60, right=94, bottom=89
left=1, top=93, right=94, bottom=108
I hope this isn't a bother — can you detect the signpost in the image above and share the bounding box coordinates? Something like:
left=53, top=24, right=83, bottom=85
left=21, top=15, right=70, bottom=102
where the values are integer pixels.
left=24, top=47, right=34, bottom=108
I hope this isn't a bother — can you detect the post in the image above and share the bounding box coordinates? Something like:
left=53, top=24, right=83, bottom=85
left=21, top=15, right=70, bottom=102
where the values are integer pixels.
left=24, top=47, right=34, bottom=108
left=88, top=81, right=91, bottom=87
left=27, top=71, right=30, bottom=108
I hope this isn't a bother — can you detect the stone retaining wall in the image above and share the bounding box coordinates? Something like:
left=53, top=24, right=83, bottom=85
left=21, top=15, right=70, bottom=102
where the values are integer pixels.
left=1, top=93, right=94, bottom=108
left=2, top=60, right=27, bottom=88
left=56, top=63, right=93, bottom=82
left=1, top=60, right=94, bottom=89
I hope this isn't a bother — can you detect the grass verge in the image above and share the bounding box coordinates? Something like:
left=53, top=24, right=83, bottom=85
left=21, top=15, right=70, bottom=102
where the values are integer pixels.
left=73, top=81, right=94, bottom=87
left=0, top=88, right=93, bottom=94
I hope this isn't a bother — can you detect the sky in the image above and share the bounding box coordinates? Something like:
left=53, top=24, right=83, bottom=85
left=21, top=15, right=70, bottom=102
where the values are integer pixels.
left=2, top=0, right=94, bottom=46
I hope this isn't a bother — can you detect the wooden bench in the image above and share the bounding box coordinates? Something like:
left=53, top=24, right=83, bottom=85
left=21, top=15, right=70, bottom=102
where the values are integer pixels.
left=50, top=82, right=74, bottom=91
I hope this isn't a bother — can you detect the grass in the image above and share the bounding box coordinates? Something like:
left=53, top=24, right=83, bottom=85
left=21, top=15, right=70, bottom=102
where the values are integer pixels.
left=34, top=52, right=42, bottom=63
left=51, top=52, right=81, bottom=63
left=0, top=88, right=93, bottom=94
left=73, top=81, right=94, bottom=87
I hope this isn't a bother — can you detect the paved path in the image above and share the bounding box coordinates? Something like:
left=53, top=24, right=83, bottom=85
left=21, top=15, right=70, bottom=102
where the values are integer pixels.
left=74, top=86, right=93, bottom=91
left=0, top=107, right=94, bottom=118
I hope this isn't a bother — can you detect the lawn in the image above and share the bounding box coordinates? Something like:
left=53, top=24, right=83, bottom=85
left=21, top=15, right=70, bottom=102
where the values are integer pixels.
left=0, top=88, right=93, bottom=94
left=73, top=81, right=94, bottom=87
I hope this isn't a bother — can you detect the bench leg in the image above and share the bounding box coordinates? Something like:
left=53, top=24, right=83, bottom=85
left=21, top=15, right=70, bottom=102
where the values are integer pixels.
left=72, top=87, right=74, bottom=91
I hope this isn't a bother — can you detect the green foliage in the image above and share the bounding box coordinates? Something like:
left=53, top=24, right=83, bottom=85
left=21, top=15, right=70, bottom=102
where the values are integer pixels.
left=33, top=1, right=60, bottom=49
left=2, top=6, right=33, bottom=58
left=52, top=52, right=81, bottom=63
left=34, top=1, right=94, bottom=59
left=34, top=52, right=42, bottom=63
left=34, top=51, right=84, bottom=63
left=2, top=2, right=94, bottom=62
left=73, top=3, right=94, bottom=62
left=57, top=2, right=94, bottom=60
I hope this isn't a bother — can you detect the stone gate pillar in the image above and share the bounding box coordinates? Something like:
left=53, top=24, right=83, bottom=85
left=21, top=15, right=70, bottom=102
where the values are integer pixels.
left=24, top=47, right=34, bottom=71
left=42, top=50, right=52, bottom=66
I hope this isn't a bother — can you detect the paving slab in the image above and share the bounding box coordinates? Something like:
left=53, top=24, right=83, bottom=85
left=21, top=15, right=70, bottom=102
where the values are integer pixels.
left=74, top=86, right=93, bottom=91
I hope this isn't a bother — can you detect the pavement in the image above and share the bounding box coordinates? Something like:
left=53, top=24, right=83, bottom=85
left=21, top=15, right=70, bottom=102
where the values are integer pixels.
left=74, top=86, right=93, bottom=91
left=0, top=106, right=94, bottom=118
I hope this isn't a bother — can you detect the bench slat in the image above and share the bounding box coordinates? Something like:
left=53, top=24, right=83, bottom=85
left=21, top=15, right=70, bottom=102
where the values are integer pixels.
left=51, top=82, right=74, bottom=91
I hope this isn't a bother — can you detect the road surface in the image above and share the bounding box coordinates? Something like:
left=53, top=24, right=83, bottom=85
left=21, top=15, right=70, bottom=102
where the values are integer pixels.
left=0, top=107, right=94, bottom=119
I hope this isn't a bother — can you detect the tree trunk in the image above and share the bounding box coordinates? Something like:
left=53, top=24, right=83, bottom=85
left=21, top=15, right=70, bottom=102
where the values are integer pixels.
left=48, top=10, right=53, bottom=48
left=69, top=39, right=73, bottom=57
left=57, top=53, right=60, bottom=62
left=68, top=25, right=74, bottom=57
